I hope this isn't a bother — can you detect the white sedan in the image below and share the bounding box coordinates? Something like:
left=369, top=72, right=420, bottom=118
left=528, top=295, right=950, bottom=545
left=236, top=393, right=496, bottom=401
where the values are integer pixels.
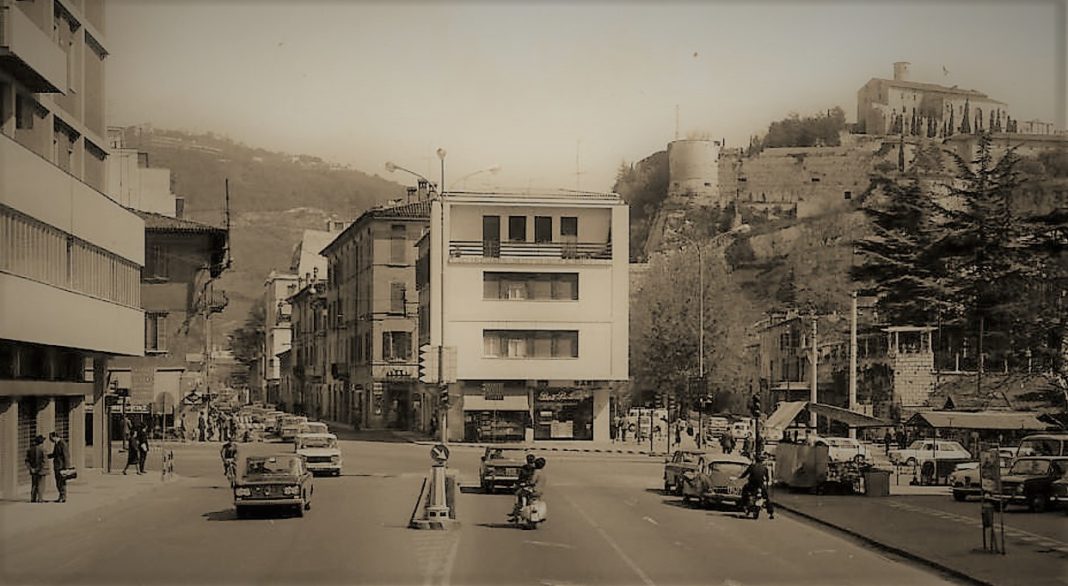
left=889, top=440, right=971, bottom=466
left=820, top=437, right=871, bottom=463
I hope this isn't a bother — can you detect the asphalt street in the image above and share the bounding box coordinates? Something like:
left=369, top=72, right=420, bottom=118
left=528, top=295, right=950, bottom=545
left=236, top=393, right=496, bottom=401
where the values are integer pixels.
left=1, top=435, right=962, bottom=586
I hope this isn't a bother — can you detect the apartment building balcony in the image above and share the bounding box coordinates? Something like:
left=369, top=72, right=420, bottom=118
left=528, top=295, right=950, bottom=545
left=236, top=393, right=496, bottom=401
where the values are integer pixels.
left=448, top=240, right=612, bottom=263
left=0, top=1, right=67, bottom=93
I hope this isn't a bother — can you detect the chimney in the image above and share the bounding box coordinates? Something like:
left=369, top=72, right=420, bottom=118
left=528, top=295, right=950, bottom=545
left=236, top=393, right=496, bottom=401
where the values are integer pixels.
left=417, top=179, right=429, bottom=200
left=893, top=61, right=911, bottom=82
left=175, top=197, right=185, bottom=219
left=406, top=186, right=417, bottom=203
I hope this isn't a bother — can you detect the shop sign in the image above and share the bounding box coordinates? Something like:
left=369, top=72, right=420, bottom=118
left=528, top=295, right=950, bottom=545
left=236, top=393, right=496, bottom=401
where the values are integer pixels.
left=386, top=368, right=413, bottom=380
left=536, top=387, right=590, bottom=402
left=482, top=382, right=504, bottom=401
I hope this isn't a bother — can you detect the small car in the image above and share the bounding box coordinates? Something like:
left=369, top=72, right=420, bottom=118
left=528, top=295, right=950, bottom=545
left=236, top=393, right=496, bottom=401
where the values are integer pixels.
left=997, top=456, right=1068, bottom=512
left=680, top=453, right=752, bottom=509
left=950, top=454, right=1014, bottom=501
left=279, top=416, right=308, bottom=442
left=299, top=421, right=329, bottom=435
left=663, top=450, right=709, bottom=495
left=813, top=436, right=871, bottom=463
left=478, top=447, right=529, bottom=493
left=889, top=440, right=971, bottom=467
left=233, top=453, right=313, bottom=518
left=295, top=432, right=342, bottom=476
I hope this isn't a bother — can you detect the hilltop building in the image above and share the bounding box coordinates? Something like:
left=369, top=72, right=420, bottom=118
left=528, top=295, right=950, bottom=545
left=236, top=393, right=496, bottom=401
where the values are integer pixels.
left=418, top=191, right=629, bottom=443
left=1, top=0, right=144, bottom=497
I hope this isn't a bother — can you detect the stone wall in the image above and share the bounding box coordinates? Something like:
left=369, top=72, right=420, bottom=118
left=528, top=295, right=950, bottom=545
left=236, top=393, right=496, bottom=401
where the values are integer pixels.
left=892, top=351, right=934, bottom=407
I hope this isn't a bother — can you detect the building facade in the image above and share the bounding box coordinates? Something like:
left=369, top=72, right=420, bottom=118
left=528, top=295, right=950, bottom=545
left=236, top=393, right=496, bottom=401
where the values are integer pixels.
left=107, top=211, right=227, bottom=432
left=288, top=276, right=327, bottom=417
left=420, top=191, right=629, bottom=443
left=321, top=200, right=430, bottom=430
left=1, top=0, right=144, bottom=497
left=261, top=270, right=297, bottom=407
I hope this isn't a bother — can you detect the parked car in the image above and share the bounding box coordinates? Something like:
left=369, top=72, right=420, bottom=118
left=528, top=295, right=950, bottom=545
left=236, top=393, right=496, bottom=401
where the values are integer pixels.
left=1016, top=434, right=1068, bottom=458
left=479, top=447, right=529, bottom=493
left=299, top=421, right=329, bottom=435
left=233, top=453, right=313, bottom=518
left=889, top=440, right=971, bottom=467
left=997, top=456, right=1068, bottom=512
left=663, top=450, right=709, bottom=495
left=817, top=437, right=871, bottom=463
left=295, top=433, right=342, bottom=476
left=730, top=421, right=752, bottom=441
left=679, top=453, right=752, bottom=509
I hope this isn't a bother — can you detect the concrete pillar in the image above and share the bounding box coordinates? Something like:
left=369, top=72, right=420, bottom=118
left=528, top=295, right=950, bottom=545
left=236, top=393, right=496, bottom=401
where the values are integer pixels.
left=593, top=387, right=610, bottom=443
left=36, top=397, right=55, bottom=440
left=0, top=398, right=17, bottom=499
left=70, top=396, right=85, bottom=469
left=91, top=356, right=108, bottom=469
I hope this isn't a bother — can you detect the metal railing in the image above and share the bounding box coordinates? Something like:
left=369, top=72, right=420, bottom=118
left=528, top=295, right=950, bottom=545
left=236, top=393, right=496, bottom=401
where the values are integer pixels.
left=449, top=240, right=612, bottom=260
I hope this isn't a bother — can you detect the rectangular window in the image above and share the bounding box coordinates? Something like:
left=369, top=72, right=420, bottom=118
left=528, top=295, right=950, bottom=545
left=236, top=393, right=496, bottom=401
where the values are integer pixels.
left=382, top=331, right=412, bottom=362
left=145, top=313, right=168, bottom=353
left=560, top=217, right=578, bottom=238
left=390, top=225, right=406, bottom=264
left=508, top=216, right=527, bottom=242
left=482, top=215, right=500, bottom=258
left=482, top=272, right=578, bottom=300
left=390, top=282, right=406, bottom=314
left=483, top=330, right=578, bottom=358
left=534, top=216, right=552, bottom=243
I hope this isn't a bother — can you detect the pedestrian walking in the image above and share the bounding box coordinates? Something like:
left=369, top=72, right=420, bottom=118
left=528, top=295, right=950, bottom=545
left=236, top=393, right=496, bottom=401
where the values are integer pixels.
left=48, top=431, right=69, bottom=503
left=675, top=424, right=682, bottom=446
left=198, top=413, right=206, bottom=442
left=883, top=430, right=893, bottom=455
left=122, top=428, right=140, bottom=475
left=137, top=426, right=149, bottom=474
left=25, top=435, right=48, bottom=503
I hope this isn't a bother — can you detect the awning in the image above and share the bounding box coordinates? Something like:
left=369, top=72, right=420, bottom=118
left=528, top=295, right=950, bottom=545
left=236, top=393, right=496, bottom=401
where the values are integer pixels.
left=765, top=401, right=808, bottom=431
left=806, top=403, right=890, bottom=428
left=905, top=411, right=1049, bottom=431
left=463, top=395, right=529, bottom=411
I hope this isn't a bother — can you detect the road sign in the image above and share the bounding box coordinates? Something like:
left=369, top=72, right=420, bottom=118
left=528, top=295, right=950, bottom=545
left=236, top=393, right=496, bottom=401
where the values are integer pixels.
left=430, top=443, right=450, bottom=463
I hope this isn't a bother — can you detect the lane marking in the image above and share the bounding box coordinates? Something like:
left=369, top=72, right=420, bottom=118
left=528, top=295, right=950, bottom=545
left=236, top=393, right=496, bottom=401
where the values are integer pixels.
left=564, top=494, right=655, bottom=586
left=643, top=516, right=659, bottom=526
left=524, top=540, right=577, bottom=549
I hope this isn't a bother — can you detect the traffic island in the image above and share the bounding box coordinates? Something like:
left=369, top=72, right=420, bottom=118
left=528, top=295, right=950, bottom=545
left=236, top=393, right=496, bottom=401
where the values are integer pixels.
left=410, top=444, right=459, bottom=530
left=774, top=490, right=1068, bottom=586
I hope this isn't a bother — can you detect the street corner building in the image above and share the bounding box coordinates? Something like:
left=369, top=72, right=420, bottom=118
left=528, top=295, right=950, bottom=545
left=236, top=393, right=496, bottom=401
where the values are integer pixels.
left=418, top=190, right=630, bottom=443
left=0, top=0, right=145, bottom=497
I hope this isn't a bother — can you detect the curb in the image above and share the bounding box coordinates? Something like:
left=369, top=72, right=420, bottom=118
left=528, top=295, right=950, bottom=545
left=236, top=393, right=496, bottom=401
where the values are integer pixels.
left=776, top=501, right=994, bottom=586
left=394, top=435, right=663, bottom=457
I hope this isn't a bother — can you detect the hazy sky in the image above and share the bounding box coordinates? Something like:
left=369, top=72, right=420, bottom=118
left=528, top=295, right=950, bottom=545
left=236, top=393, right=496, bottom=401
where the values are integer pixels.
left=106, top=1, right=1065, bottom=194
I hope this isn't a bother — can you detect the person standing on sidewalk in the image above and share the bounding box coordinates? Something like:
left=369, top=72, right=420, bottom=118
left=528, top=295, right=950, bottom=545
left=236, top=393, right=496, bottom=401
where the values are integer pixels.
left=123, top=427, right=140, bottom=475
left=48, top=432, right=69, bottom=503
left=25, top=435, right=49, bottom=503
left=137, top=426, right=149, bottom=474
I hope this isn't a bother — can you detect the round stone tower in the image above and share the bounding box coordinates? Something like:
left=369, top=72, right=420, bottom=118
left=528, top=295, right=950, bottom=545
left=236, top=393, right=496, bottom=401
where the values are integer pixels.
left=667, top=139, right=720, bottom=206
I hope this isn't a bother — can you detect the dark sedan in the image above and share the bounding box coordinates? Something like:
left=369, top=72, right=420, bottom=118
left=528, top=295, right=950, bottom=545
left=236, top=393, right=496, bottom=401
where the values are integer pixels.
left=233, top=453, right=314, bottom=517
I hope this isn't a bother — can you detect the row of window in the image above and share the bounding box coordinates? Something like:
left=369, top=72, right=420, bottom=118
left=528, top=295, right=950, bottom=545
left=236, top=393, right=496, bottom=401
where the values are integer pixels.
left=483, top=330, right=579, bottom=359
left=0, top=205, right=140, bottom=307
left=484, top=215, right=578, bottom=243
left=483, top=272, right=578, bottom=301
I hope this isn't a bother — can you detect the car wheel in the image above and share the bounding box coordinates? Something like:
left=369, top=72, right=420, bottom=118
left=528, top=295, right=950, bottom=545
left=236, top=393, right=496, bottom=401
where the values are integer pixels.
left=664, top=479, right=672, bottom=493
left=953, top=490, right=967, bottom=502
left=1028, top=495, right=1047, bottom=513
left=905, top=457, right=918, bottom=467
left=304, top=491, right=312, bottom=511
left=235, top=506, right=248, bottom=519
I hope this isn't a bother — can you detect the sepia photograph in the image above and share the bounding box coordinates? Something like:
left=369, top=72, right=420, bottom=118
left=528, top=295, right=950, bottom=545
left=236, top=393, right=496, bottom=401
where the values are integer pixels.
left=0, top=1, right=1065, bottom=585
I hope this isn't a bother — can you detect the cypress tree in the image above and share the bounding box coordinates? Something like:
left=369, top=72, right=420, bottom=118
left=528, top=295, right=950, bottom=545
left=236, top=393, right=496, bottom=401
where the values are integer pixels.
left=960, top=98, right=971, bottom=134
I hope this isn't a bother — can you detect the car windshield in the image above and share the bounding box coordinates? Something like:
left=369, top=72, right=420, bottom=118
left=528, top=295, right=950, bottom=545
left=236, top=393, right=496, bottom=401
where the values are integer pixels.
left=487, top=449, right=525, bottom=460
left=709, top=462, right=748, bottom=476
left=303, top=424, right=328, bottom=433
left=1018, top=439, right=1063, bottom=457
left=244, top=456, right=298, bottom=477
left=907, top=441, right=928, bottom=450
left=679, top=452, right=702, bottom=463
left=298, top=437, right=337, bottom=449
left=827, top=439, right=856, bottom=448
left=1009, top=459, right=1051, bottom=476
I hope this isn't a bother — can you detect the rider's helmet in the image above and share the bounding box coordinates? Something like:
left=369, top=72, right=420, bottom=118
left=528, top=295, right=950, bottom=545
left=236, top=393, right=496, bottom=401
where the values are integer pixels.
left=534, top=457, right=546, bottom=469
left=526, top=454, right=536, bottom=465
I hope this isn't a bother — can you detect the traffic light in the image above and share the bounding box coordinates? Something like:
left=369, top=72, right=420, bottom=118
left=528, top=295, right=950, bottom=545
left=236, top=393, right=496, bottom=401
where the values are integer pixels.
left=750, top=394, right=762, bottom=417
left=419, top=345, right=438, bottom=384
left=439, top=385, right=449, bottom=407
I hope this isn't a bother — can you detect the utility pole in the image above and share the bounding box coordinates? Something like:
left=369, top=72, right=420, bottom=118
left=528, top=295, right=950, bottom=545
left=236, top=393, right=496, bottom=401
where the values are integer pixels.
left=810, top=313, right=818, bottom=431
left=849, top=292, right=858, bottom=439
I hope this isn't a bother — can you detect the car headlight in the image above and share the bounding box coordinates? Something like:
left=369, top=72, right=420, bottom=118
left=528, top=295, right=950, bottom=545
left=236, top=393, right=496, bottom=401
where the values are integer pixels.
left=1016, top=485, right=1025, bottom=494
left=283, top=485, right=300, bottom=495
left=235, top=487, right=251, bottom=497
left=331, top=455, right=340, bottom=464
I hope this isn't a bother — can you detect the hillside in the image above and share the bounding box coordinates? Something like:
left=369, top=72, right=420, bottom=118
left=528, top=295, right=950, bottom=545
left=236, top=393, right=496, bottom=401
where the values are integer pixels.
left=118, top=126, right=406, bottom=339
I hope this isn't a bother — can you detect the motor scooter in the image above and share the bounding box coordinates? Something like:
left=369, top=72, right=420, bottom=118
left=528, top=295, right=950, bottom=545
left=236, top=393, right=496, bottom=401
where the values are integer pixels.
left=742, top=484, right=768, bottom=519
left=510, top=485, right=548, bottom=530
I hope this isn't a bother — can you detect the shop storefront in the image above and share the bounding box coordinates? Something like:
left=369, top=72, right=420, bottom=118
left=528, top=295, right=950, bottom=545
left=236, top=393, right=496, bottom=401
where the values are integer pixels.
left=462, top=382, right=530, bottom=443
left=534, top=387, right=594, bottom=441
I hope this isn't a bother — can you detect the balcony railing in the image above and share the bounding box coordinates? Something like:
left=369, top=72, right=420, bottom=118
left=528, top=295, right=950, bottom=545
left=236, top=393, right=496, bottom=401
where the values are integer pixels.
left=449, top=240, right=612, bottom=261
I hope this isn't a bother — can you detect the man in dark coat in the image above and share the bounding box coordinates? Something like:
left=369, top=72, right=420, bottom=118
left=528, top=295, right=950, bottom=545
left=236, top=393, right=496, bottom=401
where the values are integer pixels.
left=136, top=427, right=149, bottom=474
left=25, top=435, right=48, bottom=503
left=48, top=431, right=70, bottom=503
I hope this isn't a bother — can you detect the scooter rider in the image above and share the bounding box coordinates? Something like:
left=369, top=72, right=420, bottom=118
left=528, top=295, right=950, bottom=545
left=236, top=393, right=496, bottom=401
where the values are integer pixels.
left=739, top=453, right=774, bottom=519
left=510, top=457, right=547, bottom=521
left=220, top=438, right=238, bottom=477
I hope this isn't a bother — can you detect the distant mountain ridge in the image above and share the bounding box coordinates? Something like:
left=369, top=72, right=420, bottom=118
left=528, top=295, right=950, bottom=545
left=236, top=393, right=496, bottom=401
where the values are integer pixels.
left=117, top=126, right=406, bottom=339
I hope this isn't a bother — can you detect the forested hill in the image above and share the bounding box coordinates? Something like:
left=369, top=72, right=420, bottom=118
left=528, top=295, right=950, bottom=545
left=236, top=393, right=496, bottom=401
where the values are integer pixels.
left=117, top=126, right=406, bottom=338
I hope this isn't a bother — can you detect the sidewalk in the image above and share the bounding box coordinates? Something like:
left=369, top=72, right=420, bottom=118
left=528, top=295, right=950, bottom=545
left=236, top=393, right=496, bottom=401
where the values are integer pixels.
left=774, top=490, right=1068, bottom=586
left=388, top=429, right=672, bottom=456
left=0, top=467, right=185, bottom=539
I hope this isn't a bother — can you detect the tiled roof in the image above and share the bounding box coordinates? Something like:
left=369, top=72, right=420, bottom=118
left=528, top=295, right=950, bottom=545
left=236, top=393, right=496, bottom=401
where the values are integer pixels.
left=366, top=199, right=432, bottom=219
left=134, top=210, right=227, bottom=234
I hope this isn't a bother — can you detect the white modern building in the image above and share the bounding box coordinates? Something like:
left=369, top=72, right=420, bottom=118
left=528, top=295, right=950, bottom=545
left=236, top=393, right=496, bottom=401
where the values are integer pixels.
left=1, top=0, right=144, bottom=497
left=419, top=191, right=629, bottom=443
